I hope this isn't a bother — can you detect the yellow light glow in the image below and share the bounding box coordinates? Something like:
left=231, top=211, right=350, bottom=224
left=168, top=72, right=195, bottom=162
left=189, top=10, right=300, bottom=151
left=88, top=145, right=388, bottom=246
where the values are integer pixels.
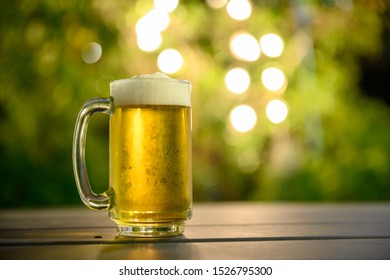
left=237, top=150, right=260, bottom=173
left=260, top=33, right=284, bottom=57
left=135, top=9, right=170, bottom=35
left=206, top=0, right=228, bottom=9
left=158, top=49, right=183, bottom=74
left=226, top=0, right=252, bottom=21
left=81, top=42, right=102, bottom=64
left=261, top=67, right=286, bottom=91
left=154, top=0, right=179, bottom=13
left=230, top=33, right=260, bottom=62
left=137, top=33, right=162, bottom=52
left=266, top=99, right=288, bottom=124
left=225, top=68, right=250, bottom=94
left=229, top=105, right=257, bottom=132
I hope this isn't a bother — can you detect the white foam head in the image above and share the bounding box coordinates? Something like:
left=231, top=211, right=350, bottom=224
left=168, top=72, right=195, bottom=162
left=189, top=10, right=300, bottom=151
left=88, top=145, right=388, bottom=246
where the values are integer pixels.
left=110, top=72, right=191, bottom=107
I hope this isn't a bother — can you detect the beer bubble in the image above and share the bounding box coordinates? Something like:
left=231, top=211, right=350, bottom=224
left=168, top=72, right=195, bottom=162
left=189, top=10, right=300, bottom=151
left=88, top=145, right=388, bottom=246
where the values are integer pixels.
left=160, top=178, right=167, bottom=184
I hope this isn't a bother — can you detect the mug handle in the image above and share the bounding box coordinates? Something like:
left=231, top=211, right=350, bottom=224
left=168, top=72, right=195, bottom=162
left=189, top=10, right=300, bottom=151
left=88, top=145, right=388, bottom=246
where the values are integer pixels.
left=72, top=97, right=113, bottom=210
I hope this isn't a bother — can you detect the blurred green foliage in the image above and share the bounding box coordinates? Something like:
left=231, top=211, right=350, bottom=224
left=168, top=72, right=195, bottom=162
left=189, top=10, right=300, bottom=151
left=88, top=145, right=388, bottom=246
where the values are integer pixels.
left=0, top=0, right=389, bottom=207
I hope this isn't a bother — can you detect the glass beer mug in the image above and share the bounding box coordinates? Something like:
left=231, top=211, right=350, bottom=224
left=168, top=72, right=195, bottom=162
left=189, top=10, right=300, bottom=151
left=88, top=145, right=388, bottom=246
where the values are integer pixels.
left=72, top=73, right=192, bottom=237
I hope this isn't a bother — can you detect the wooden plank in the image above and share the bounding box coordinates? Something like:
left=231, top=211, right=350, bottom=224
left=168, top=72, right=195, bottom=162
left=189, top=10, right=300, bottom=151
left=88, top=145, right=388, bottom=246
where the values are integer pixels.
left=0, top=207, right=111, bottom=230
left=1, top=203, right=390, bottom=245
left=1, top=239, right=390, bottom=260
left=189, top=202, right=390, bottom=225
left=1, top=203, right=390, bottom=260
left=1, top=221, right=389, bottom=245
left=1, top=203, right=390, bottom=229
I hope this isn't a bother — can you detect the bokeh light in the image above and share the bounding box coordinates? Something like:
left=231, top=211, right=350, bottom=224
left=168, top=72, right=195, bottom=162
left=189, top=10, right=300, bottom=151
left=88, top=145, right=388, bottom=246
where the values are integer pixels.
left=81, top=42, right=102, bottom=64
left=261, top=67, right=286, bottom=91
left=135, top=8, right=170, bottom=52
left=154, top=0, right=179, bottom=13
left=137, top=33, right=162, bottom=52
left=2, top=0, right=389, bottom=208
left=135, top=9, right=170, bottom=35
left=266, top=99, right=289, bottom=124
left=260, top=33, right=284, bottom=58
left=226, top=0, right=252, bottom=21
left=230, top=32, right=260, bottom=62
left=225, top=68, right=251, bottom=94
left=206, top=0, right=228, bottom=9
left=237, top=149, right=260, bottom=173
left=157, top=48, right=184, bottom=74
left=229, top=105, right=257, bottom=132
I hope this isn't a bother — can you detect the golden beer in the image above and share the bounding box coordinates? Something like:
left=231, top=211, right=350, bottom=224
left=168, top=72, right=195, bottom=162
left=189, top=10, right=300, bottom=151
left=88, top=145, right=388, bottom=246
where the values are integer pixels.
left=73, top=72, right=191, bottom=237
left=109, top=104, right=192, bottom=227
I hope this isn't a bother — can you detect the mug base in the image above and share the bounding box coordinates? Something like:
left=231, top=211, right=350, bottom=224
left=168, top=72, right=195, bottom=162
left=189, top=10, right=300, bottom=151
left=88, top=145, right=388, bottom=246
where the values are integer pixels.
left=116, top=222, right=185, bottom=238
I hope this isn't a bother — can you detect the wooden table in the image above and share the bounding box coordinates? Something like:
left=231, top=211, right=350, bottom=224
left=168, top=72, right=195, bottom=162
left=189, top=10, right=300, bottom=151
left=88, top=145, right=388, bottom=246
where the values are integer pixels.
left=0, top=202, right=390, bottom=259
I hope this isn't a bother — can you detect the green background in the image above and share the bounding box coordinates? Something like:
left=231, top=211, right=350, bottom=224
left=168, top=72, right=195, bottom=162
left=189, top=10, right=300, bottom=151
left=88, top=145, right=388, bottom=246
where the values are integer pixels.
left=0, top=0, right=389, bottom=208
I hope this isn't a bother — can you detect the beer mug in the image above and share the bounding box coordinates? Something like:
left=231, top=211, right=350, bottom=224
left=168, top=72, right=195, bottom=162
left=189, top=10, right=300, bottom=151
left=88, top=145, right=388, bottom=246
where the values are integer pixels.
left=72, top=73, right=192, bottom=237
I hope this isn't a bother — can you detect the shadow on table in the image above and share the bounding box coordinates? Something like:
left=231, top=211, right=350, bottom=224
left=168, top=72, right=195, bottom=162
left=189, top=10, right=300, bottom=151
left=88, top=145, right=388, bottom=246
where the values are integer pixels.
left=98, top=235, right=200, bottom=260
